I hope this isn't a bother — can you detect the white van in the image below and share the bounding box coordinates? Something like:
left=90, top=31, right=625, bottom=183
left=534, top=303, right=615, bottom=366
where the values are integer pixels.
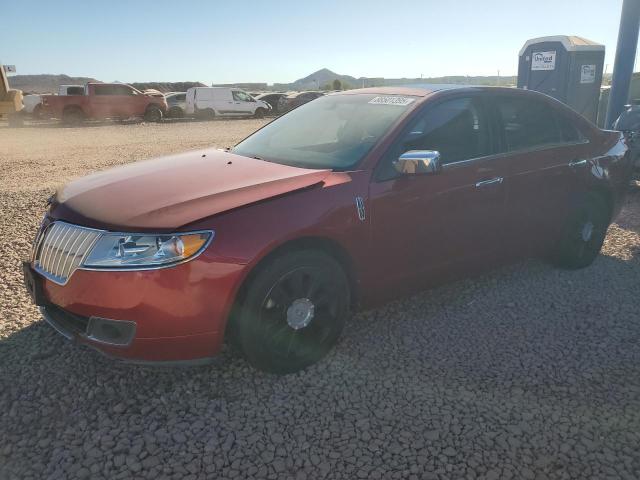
left=185, top=87, right=270, bottom=118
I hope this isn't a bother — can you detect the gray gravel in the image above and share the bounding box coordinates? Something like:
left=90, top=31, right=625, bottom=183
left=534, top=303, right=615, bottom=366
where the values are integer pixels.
left=1, top=121, right=640, bottom=480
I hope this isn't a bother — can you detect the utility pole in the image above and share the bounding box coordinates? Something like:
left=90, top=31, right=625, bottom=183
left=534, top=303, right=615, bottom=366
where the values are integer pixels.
left=605, top=0, right=640, bottom=127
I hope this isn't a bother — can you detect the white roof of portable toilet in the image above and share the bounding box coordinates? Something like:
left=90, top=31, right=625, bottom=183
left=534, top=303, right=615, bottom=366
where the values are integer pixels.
left=519, top=35, right=605, bottom=56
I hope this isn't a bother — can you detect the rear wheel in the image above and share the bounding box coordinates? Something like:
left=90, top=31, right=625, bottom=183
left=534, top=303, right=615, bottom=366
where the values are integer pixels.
left=236, top=250, right=350, bottom=374
left=144, top=106, right=163, bottom=123
left=62, top=107, right=85, bottom=125
left=553, top=193, right=610, bottom=269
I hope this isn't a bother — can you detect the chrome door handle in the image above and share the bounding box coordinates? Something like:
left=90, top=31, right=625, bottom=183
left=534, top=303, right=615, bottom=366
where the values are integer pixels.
left=475, top=177, right=504, bottom=188
left=569, top=159, right=588, bottom=167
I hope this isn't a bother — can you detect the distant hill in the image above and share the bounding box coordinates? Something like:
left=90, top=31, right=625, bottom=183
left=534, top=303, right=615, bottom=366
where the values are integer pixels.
left=7, top=74, right=207, bottom=94
left=8, top=74, right=98, bottom=94
left=8, top=69, right=519, bottom=95
left=129, top=82, right=206, bottom=93
left=290, top=68, right=359, bottom=90
left=279, top=68, right=517, bottom=91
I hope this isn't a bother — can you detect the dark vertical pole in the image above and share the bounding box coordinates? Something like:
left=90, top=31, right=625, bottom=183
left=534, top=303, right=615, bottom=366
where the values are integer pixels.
left=605, top=0, right=640, bottom=128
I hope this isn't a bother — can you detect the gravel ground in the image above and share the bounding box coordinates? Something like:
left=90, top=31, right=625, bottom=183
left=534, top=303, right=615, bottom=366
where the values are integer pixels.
left=1, top=120, right=640, bottom=480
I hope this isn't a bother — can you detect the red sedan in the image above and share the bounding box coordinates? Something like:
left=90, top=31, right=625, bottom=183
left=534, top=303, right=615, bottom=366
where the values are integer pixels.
left=23, top=86, right=631, bottom=373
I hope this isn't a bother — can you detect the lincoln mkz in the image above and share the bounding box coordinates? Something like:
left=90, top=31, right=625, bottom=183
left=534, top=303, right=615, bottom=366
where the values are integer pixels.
left=23, top=86, right=631, bottom=373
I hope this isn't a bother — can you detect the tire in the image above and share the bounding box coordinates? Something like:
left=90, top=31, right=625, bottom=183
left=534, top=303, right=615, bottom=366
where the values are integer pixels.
left=144, top=106, right=163, bottom=123
left=553, top=193, right=610, bottom=269
left=235, top=250, right=350, bottom=374
left=203, top=108, right=216, bottom=120
left=168, top=106, right=184, bottom=118
left=62, top=107, right=85, bottom=125
left=254, top=108, right=266, bottom=119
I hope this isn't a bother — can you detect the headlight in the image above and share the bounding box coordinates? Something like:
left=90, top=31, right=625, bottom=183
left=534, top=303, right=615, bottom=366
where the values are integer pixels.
left=82, top=231, right=213, bottom=269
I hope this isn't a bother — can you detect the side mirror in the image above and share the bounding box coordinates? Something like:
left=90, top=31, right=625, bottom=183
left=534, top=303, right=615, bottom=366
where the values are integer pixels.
left=393, top=150, right=442, bottom=175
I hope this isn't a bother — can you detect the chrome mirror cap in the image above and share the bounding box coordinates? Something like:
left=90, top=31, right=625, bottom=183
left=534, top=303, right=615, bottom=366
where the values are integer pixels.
left=394, top=150, right=442, bottom=175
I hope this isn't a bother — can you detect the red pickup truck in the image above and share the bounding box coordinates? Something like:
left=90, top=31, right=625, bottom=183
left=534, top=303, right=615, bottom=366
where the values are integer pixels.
left=41, top=83, right=167, bottom=124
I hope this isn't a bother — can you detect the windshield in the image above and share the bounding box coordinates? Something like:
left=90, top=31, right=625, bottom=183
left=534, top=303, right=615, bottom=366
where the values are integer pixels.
left=232, top=93, right=416, bottom=170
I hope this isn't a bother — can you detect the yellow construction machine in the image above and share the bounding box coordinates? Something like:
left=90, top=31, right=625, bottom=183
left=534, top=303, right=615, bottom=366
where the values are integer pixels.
left=0, top=65, right=23, bottom=126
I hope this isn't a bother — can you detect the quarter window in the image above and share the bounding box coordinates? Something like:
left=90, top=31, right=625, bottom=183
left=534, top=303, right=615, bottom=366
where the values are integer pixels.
left=556, top=114, right=583, bottom=142
left=495, top=96, right=562, bottom=151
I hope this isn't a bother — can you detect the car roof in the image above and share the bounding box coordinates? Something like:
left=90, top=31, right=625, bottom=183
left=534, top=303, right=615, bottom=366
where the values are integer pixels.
left=335, top=85, right=558, bottom=100
left=337, top=85, right=477, bottom=97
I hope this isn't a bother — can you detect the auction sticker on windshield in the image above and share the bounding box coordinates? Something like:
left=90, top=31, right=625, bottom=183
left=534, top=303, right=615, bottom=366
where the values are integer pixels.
left=368, top=96, right=415, bottom=106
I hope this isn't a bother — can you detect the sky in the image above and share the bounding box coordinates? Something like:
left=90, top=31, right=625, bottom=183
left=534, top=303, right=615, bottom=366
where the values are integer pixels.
left=0, top=0, right=633, bottom=84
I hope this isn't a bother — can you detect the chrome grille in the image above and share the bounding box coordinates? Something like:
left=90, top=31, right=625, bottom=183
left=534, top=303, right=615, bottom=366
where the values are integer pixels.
left=32, top=221, right=102, bottom=285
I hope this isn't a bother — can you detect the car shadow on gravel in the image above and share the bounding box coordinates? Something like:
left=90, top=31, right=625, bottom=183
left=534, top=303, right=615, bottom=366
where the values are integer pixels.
left=1, top=238, right=639, bottom=478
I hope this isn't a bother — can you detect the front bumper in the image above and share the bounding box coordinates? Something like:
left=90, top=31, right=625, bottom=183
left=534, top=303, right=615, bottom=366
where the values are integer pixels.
left=25, top=255, right=247, bottom=363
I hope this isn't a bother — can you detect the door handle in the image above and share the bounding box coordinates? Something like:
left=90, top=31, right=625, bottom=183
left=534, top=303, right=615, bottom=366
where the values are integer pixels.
left=569, top=159, right=588, bottom=168
left=475, top=177, right=503, bottom=188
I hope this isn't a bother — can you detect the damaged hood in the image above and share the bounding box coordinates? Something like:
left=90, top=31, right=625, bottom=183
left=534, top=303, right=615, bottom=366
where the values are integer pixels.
left=51, top=149, right=330, bottom=231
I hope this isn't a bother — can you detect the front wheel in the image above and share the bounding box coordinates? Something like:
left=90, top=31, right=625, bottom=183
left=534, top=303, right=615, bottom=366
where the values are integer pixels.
left=254, top=107, right=266, bottom=119
left=144, top=106, right=163, bottom=123
left=553, top=193, right=610, bottom=269
left=168, top=106, right=184, bottom=118
left=236, top=250, right=350, bottom=374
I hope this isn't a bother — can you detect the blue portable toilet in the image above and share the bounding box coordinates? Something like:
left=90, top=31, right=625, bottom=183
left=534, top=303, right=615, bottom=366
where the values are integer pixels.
left=518, top=35, right=605, bottom=122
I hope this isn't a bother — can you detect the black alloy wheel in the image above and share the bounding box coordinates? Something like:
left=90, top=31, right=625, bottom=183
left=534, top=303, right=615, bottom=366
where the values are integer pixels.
left=554, top=193, right=610, bottom=269
left=236, top=250, right=350, bottom=374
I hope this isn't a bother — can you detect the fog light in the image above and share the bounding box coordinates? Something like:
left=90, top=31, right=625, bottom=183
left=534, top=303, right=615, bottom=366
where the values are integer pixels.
left=86, top=317, right=136, bottom=346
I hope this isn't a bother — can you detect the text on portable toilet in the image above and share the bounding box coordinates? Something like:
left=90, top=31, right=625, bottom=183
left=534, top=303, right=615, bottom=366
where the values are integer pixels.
left=531, top=51, right=556, bottom=70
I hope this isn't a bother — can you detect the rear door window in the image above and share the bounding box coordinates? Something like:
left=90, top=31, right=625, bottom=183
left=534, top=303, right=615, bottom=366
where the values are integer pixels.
left=494, top=96, right=563, bottom=151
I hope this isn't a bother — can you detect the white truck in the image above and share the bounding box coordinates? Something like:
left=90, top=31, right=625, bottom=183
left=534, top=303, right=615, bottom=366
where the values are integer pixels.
left=185, top=87, right=270, bottom=119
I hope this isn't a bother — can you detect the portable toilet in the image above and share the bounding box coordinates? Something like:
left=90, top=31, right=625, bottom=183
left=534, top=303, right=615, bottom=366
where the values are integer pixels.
left=518, top=35, right=605, bottom=122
